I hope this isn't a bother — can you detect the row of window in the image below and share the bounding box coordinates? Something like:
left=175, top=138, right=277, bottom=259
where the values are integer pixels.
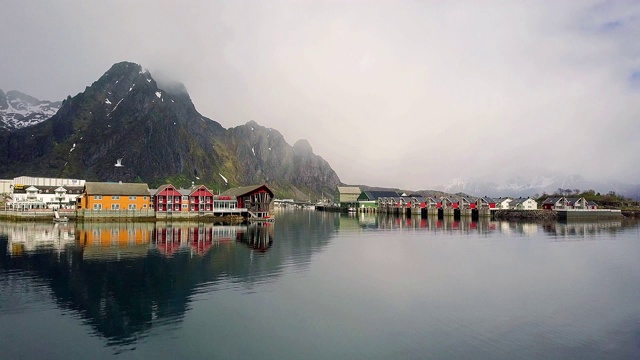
left=93, top=204, right=148, bottom=210
left=93, top=195, right=148, bottom=200
left=156, top=196, right=214, bottom=202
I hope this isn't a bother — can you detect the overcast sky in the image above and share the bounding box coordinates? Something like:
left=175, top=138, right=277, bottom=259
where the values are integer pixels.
left=1, top=0, right=639, bottom=189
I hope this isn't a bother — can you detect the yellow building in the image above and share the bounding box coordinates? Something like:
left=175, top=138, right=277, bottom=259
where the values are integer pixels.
left=78, top=182, right=151, bottom=210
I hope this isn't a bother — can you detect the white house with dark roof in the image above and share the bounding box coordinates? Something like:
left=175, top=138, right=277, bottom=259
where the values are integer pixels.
left=510, top=197, right=538, bottom=210
left=494, top=197, right=512, bottom=209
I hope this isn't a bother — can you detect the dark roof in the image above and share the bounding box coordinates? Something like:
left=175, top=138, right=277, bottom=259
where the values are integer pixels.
left=566, top=197, right=583, bottom=205
left=542, top=197, right=563, bottom=204
left=511, top=197, right=533, bottom=206
left=358, top=190, right=400, bottom=201
left=587, top=200, right=598, bottom=206
left=84, top=182, right=150, bottom=196
left=221, top=184, right=274, bottom=198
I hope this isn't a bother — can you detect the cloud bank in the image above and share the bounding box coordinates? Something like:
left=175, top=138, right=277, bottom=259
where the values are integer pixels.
left=1, top=0, right=638, bottom=189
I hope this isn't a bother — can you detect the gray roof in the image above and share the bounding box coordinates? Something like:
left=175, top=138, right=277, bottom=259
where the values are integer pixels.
left=511, top=197, right=529, bottom=206
left=221, top=184, right=274, bottom=198
left=359, top=190, right=400, bottom=200
left=337, top=186, right=361, bottom=194
left=542, top=197, right=563, bottom=204
left=84, top=182, right=150, bottom=196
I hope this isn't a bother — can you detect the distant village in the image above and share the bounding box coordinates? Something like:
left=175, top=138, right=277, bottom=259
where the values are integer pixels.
left=330, top=186, right=600, bottom=213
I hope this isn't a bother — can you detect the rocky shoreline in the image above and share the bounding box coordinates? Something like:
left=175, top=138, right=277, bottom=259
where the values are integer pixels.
left=492, top=210, right=558, bottom=221
left=621, top=209, right=640, bottom=218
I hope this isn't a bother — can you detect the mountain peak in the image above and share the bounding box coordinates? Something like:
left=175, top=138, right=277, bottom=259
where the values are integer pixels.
left=0, top=61, right=341, bottom=199
left=293, top=139, right=313, bottom=154
left=0, top=89, right=61, bottom=130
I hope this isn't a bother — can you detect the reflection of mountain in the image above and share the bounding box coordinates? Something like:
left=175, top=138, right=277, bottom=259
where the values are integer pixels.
left=0, top=215, right=335, bottom=349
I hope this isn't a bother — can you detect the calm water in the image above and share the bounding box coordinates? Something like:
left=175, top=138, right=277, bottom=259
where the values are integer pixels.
left=1, top=211, right=639, bottom=359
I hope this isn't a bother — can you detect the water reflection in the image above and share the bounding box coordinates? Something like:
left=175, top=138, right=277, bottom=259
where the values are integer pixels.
left=0, top=215, right=335, bottom=352
left=1, top=222, right=76, bottom=256
left=0, top=221, right=278, bottom=349
left=1, top=213, right=637, bottom=357
left=334, top=212, right=633, bottom=239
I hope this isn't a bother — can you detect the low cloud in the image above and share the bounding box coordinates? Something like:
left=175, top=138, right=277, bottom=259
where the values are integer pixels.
left=1, top=0, right=638, bottom=189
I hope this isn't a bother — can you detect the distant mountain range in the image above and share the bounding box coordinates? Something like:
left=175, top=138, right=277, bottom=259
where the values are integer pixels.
left=437, top=175, right=640, bottom=200
left=0, top=89, right=61, bottom=130
left=0, top=62, right=340, bottom=199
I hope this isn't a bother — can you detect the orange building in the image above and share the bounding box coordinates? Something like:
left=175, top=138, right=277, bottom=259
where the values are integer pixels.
left=77, top=182, right=151, bottom=210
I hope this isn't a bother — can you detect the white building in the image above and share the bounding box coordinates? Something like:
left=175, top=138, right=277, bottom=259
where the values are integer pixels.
left=494, top=197, right=512, bottom=209
left=9, top=185, right=84, bottom=210
left=510, top=197, right=538, bottom=210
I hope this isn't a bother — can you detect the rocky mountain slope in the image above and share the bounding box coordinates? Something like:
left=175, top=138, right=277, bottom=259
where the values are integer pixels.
left=0, top=89, right=61, bottom=130
left=0, top=62, right=340, bottom=199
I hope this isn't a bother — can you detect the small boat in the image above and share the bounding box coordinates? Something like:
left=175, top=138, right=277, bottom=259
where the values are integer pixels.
left=53, top=210, right=69, bottom=223
left=347, top=207, right=357, bottom=213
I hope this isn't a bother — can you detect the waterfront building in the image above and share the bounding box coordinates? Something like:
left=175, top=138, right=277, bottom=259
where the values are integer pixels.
left=77, top=182, right=151, bottom=210
left=509, top=197, right=538, bottom=210
left=8, top=184, right=83, bottom=210
left=476, top=197, right=497, bottom=209
left=357, top=190, right=400, bottom=209
left=335, top=186, right=361, bottom=207
left=221, top=184, right=274, bottom=219
left=153, top=184, right=185, bottom=212
left=541, top=197, right=597, bottom=210
left=494, top=197, right=512, bottom=209
left=187, top=185, right=216, bottom=211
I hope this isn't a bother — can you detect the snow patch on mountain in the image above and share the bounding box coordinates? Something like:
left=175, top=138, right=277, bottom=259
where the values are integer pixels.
left=0, top=89, right=61, bottom=130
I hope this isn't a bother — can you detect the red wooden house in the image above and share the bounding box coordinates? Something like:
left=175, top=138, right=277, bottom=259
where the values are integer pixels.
left=476, top=197, right=496, bottom=209
left=154, top=184, right=184, bottom=212
left=188, top=185, right=215, bottom=212
left=221, top=184, right=275, bottom=218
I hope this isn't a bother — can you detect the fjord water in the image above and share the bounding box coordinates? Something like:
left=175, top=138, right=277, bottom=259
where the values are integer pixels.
left=1, top=211, right=639, bottom=359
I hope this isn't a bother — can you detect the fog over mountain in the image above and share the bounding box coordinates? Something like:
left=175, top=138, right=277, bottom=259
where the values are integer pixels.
left=0, top=62, right=341, bottom=199
left=1, top=1, right=639, bottom=190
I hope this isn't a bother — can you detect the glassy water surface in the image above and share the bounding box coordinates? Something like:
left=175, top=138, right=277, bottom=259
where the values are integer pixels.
left=1, top=211, right=639, bottom=359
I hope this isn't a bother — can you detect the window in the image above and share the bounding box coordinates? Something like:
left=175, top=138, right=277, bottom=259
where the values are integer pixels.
left=128, top=204, right=137, bottom=210
left=143, top=196, right=147, bottom=200
left=112, top=196, right=120, bottom=200
left=111, top=204, right=120, bottom=210
left=143, top=204, right=147, bottom=208
left=129, top=196, right=137, bottom=200
left=182, top=204, right=188, bottom=209
left=93, top=203, right=102, bottom=210
left=182, top=196, right=188, bottom=201
left=94, top=195, right=102, bottom=200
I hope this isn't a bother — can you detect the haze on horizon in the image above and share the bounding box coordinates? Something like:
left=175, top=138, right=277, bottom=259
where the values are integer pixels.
left=1, top=0, right=639, bottom=190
